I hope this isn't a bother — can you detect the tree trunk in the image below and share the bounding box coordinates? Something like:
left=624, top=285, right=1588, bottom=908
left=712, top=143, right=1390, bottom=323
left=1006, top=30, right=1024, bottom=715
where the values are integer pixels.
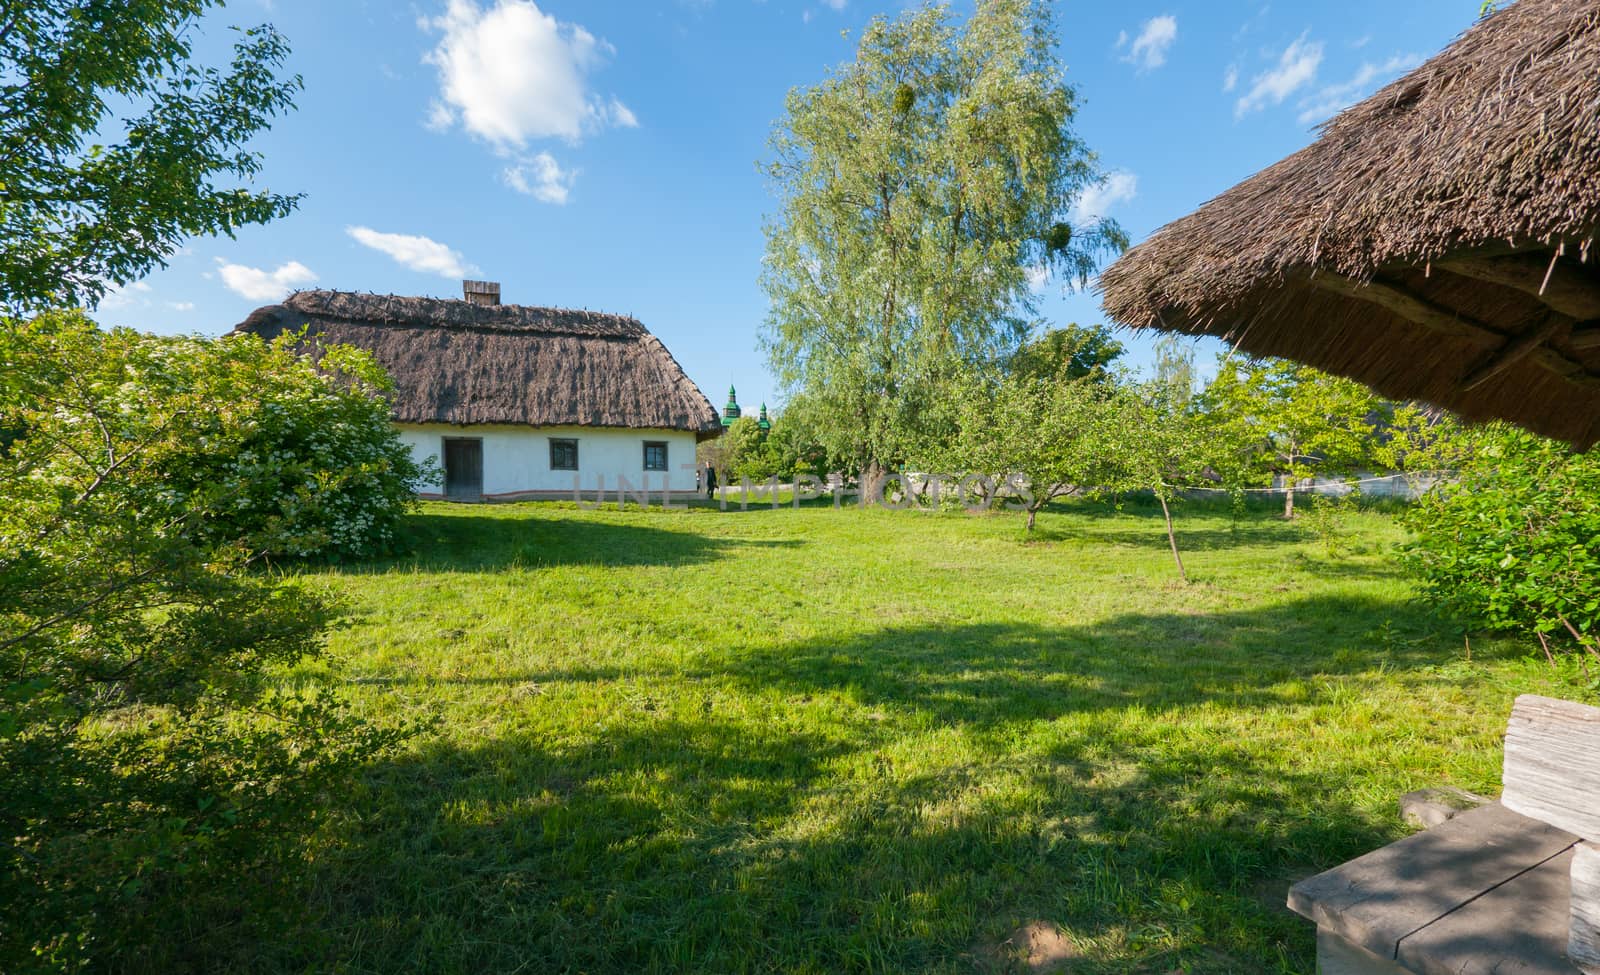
left=862, top=461, right=887, bottom=507
left=1159, top=494, right=1188, bottom=583
left=1283, top=483, right=1296, bottom=520
left=1026, top=506, right=1037, bottom=532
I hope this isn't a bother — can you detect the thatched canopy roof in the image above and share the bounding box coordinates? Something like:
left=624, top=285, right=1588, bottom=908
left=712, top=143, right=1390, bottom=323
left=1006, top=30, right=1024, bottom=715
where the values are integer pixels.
left=233, top=291, right=723, bottom=440
left=1099, top=0, right=1600, bottom=449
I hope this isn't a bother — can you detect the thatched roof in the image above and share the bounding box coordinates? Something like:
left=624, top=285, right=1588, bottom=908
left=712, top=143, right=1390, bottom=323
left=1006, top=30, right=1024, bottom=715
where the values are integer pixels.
left=1099, top=0, right=1600, bottom=449
left=232, top=290, right=723, bottom=440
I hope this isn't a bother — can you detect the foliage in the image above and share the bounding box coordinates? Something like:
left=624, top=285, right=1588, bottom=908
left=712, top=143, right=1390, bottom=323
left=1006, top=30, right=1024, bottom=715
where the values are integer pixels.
left=0, top=1, right=302, bottom=313
left=946, top=373, right=1107, bottom=530
left=763, top=410, right=831, bottom=482
left=1303, top=490, right=1365, bottom=558
left=1008, top=323, right=1125, bottom=383
left=2, top=315, right=432, bottom=562
left=1401, top=425, right=1600, bottom=661
left=0, top=2, right=300, bottom=312
left=0, top=314, right=422, bottom=971
left=1197, top=357, right=1382, bottom=518
left=703, top=405, right=833, bottom=486
left=760, top=0, right=1126, bottom=486
left=719, top=415, right=770, bottom=481
left=1151, top=333, right=1198, bottom=407
left=1373, top=401, right=1475, bottom=487
left=1113, top=381, right=1216, bottom=580
left=937, top=366, right=1210, bottom=578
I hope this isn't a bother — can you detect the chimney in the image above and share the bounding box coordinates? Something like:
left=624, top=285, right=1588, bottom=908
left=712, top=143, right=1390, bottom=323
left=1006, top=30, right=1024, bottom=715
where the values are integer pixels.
left=463, top=280, right=500, bottom=306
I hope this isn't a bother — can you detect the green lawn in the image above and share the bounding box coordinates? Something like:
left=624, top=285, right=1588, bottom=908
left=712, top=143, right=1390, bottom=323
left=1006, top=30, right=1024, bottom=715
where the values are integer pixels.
left=265, top=498, right=1582, bottom=974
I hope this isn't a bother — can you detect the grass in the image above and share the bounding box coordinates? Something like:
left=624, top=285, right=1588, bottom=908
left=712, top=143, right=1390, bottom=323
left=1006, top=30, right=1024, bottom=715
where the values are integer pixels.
left=256, top=497, right=1583, bottom=974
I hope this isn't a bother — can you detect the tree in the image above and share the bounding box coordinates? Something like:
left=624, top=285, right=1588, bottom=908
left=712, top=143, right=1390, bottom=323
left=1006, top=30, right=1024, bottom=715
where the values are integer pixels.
left=760, top=0, right=1126, bottom=499
left=1373, top=401, right=1475, bottom=488
left=1151, top=333, right=1198, bottom=407
left=720, top=415, right=771, bottom=482
left=0, top=314, right=423, bottom=968
left=948, top=373, right=1130, bottom=532
left=1117, top=383, right=1214, bottom=583
left=1198, top=358, right=1381, bottom=518
left=0, top=1, right=301, bottom=313
left=1009, top=323, right=1125, bottom=383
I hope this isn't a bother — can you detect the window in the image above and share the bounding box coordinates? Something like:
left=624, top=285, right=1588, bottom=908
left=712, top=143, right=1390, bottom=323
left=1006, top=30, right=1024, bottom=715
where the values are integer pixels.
left=643, top=441, right=668, bottom=471
left=549, top=438, right=578, bottom=471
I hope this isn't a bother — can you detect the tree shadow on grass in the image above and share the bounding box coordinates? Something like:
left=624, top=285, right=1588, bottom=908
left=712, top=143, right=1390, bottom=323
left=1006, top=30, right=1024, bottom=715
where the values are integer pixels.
left=692, top=593, right=1474, bottom=729
left=283, top=694, right=1396, bottom=974
left=183, top=596, right=1532, bottom=974
left=1028, top=508, right=1311, bottom=552
left=355, top=510, right=802, bottom=572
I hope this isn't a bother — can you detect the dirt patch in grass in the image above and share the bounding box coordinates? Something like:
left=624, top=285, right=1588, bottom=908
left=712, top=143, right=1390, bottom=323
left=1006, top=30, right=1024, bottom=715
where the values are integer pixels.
left=978, top=921, right=1081, bottom=973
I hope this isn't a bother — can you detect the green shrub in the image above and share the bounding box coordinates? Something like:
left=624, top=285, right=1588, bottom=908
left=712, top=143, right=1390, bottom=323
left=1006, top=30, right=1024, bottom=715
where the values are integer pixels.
left=1400, top=425, right=1600, bottom=658
left=1303, top=490, right=1362, bottom=557
left=0, top=313, right=424, bottom=971
left=3, top=313, right=433, bottom=561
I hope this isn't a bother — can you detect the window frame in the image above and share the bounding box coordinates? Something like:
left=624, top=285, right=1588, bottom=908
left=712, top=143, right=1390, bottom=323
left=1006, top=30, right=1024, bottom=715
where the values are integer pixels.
left=642, top=440, right=668, bottom=472
left=549, top=437, right=579, bottom=471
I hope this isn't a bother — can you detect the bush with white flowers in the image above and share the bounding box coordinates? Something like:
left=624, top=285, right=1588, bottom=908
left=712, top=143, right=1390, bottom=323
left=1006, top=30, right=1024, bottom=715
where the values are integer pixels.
left=154, top=325, right=434, bottom=561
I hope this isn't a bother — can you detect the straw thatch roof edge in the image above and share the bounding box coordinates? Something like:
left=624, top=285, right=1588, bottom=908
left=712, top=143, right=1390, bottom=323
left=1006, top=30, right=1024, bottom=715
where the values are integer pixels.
left=232, top=290, right=725, bottom=441
left=1098, top=0, right=1600, bottom=449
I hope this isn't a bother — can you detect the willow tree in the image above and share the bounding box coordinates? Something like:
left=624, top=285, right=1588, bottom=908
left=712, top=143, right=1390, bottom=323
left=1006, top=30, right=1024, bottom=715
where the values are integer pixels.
left=760, top=0, right=1125, bottom=494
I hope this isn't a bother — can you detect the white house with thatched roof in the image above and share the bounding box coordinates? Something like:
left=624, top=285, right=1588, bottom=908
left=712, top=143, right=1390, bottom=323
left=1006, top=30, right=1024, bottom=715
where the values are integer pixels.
left=233, top=283, right=722, bottom=501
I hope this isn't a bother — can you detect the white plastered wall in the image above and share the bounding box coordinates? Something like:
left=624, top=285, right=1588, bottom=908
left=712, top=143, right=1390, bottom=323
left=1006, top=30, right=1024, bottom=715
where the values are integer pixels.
left=398, top=423, right=700, bottom=498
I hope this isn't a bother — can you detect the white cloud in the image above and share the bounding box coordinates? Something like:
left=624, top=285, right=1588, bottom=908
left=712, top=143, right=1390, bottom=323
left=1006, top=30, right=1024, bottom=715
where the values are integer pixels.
left=820, top=0, right=846, bottom=9
left=1222, top=64, right=1239, bottom=92
left=502, top=151, right=577, bottom=204
left=425, top=100, right=455, bottom=132
left=346, top=226, right=475, bottom=278
left=1120, top=16, right=1176, bottom=71
left=607, top=97, right=638, bottom=129
left=1072, top=170, right=1138, bottom=223
left=1235, top=34, right=1323, bottom=118
left=98, top=280, right=152, bottom=311
left=1025, top=264, right=1050, bottom=292
left=168, top=301, right=195, bottom=312
left=1295, top=53, right=1424, bottom=125
left=421, top=0, right=629, bottom=148
left=1114, top=29, right=1128, bottom=49
left=217, top=260, right=317, bottom=301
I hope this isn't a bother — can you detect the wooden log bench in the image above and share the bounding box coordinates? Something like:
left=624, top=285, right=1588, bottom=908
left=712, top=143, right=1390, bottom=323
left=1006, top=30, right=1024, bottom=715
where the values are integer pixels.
left=1288, top=695, right=1600, bottom=975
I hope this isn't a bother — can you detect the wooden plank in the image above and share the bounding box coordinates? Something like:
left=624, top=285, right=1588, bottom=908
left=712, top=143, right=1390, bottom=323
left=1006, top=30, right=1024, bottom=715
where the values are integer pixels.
left=1306, top=272, right=1600, bottom=388
left=1501, top=695, right=1600, bottom=840
left=1308, top=272, right=1507, bottom=348
left=1574, top=841, right=1600, bottom=975
left=1462, top=315, right=1566, bottom=392
left=1396, top=847, right=1578, bottom=975
left=1317, top=929, right=1412, bottom=975
left=1287, top=803, right=1578, bottom=959
left=1438, top=253, right=1600, bottom=322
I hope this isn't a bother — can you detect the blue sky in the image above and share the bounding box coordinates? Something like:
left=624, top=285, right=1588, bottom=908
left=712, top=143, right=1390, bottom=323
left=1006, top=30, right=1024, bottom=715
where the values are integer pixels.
left=95, top=0, right=1480, bottom=411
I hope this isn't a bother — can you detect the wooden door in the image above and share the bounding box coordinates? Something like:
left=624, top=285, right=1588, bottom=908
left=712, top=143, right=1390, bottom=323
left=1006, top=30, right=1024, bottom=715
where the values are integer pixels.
left=443, top=437, right=483, bottom=500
